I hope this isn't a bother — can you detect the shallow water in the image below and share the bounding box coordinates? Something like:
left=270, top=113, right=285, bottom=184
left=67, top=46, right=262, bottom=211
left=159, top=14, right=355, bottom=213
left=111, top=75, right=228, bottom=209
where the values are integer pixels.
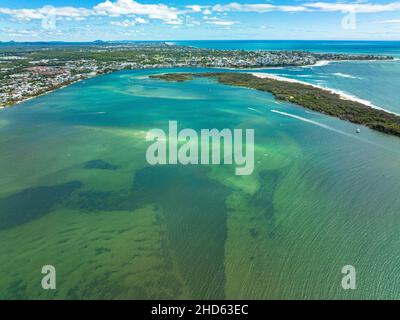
left=1, top=68, right=400, bottom=299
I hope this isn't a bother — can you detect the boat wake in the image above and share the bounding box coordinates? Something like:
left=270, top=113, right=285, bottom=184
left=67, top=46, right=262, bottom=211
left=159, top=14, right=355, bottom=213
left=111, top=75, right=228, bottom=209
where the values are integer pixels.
left=332, top=73, right=362, bottom=80
left=248, top=107, right=264, bottom=114
left=271, top=109, right=355, bottom=137
left=271, top=109, right=400, bottom=154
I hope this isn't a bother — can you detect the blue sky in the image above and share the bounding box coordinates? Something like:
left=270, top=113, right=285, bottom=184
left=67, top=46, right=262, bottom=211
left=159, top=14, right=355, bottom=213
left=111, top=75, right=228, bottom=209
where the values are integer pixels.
left=0, top=0, right=400, bottom=41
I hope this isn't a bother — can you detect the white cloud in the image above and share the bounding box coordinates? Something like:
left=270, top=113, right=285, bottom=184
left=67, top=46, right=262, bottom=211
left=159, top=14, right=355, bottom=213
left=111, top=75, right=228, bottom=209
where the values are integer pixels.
left=0, top=1, right=180, bottom=24
left=94, top=0, right=180, bottom=22
left=186, top=5, right=203, bottom=13
left=206, top=1, right=400, bottom=14
left=187, top=21, right=201, bottom=27
left=185, top=16, right=201, bottom=27
left=305, top=2, right=400, bottom=13
left=0, top=6, right=92, bottom=20
left=6, top=29, right=40, bottom=37
left=207, top=20, right=238, bottom=26
left=186, top=4, right=213, bottom=15
left=0, top=8, right=43, bottom=20
left=111, top=19, right=135, bottom=27
left=1, top=0, right=400, bottom=28
left=51, top=6, right=92, bottom=18
left=111, top=17, right=149, bottom=28
left=165, top=19, right=183, bottom=25
left=135, top=17, right=148, bottom=24
left=212, top=3, right=308, bottom=13
left=204, top=16, right=238, bottom=26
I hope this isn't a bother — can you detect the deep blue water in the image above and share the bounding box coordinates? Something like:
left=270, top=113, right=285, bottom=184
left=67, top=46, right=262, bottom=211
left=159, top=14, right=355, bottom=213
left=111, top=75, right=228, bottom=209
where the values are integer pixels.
left=175, top=40, right=400, bottom=56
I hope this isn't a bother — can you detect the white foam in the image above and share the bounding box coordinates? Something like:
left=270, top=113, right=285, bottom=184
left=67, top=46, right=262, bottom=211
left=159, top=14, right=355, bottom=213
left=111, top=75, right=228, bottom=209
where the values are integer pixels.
left=332, top=73, right=362, bottom=80
left=311, top=60, right=331, bottom=67
left=271, top=109, right=349, bottom=134
left=247, top=107, right=263, bottom=114
left=271, top=109, right=400, bottom=153
left=298, top=60, right=331, bottom=69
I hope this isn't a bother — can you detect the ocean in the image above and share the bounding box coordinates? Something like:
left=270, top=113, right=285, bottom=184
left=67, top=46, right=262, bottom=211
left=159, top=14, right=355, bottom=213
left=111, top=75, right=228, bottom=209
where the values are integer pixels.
left=1, top=41, right=400, bottom=299
left=176, top=40, right=400, bottom=56
left=178, top=40, right=400, bottom=114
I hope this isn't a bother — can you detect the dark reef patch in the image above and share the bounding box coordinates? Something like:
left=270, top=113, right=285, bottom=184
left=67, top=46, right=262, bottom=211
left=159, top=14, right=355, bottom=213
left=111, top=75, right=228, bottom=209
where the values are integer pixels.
left=250, top=170, right=281, bottom=238
left=0, top=162, right=277, bottom=297
left=0, top=181, right=82, bottom=230
left=249, top=227, right=258, bottom=239
left=95, top=247, right=111, bottom=255
left=65, top=189, right=144, bottom=212
left=132, top=165, right=231, bottom=299
left=66, top=191, right=115, bottom=212
left=84, top=160, right=119, bottom=170
left=6, top=280, right=27, bottom=300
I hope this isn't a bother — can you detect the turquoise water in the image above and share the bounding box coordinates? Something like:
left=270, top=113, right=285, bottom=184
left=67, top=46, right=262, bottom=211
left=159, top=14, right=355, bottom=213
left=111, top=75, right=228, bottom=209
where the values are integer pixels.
left=254, top=60, right=400, bottom=114
left=1, top=41, right=400, bottom=299
left=181, top=41, right=400, bottom=114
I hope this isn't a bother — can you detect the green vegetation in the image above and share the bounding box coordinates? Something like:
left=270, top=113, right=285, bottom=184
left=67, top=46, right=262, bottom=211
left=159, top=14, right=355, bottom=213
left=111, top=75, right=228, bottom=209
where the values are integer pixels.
left=149, top=73, right=193, bottom=82
left=0, top=42, right=393, bottom=107
left=151, top=72, right=400, bottom=137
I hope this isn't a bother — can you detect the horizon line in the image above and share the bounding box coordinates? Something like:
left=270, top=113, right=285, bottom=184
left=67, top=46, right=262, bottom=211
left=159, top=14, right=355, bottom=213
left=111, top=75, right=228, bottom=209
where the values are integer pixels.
left=1, top=39, right=400, bottom=43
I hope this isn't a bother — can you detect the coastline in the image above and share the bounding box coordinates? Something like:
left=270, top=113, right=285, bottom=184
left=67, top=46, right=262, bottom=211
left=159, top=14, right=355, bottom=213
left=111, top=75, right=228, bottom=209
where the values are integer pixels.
left=1, top=79, right=83, bottom=110
left=1, top=57, right=397, bottom=111
left=212, top=59, right=332, bottom=71
left=250, top=72, right=400, bottom=116
left=301, top=58, right=398, bottom=68
left=151, top=71, right=400, bottom=137
left=236, top=58, right=397, bottom=71
left=0, top=73, right=111, bottom=110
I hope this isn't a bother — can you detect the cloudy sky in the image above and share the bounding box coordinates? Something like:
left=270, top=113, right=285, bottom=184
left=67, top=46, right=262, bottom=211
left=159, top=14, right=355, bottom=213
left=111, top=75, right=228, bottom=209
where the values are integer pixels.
left=0, top=0, right=400, bottom=41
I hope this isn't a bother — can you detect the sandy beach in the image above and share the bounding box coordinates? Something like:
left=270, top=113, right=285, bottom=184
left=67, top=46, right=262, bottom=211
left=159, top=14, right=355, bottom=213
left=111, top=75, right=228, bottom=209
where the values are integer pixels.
left=250, top=72, right=400, bottom=116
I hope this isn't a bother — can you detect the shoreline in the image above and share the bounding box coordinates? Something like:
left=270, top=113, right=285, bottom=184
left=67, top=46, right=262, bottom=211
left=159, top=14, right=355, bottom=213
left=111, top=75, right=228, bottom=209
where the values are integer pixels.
left=211, top=60, right=331, bottom=71
left=151, top=72, right=400, bottom=137
left=1, top=57, right=397, bottom=110
left=1, top=79, right=84, bottom=110
left=250, top=72, right=400, bottom=116
left=233, top=58, right=398, bottom=71
left=0, top=73, right=110, bottom=110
